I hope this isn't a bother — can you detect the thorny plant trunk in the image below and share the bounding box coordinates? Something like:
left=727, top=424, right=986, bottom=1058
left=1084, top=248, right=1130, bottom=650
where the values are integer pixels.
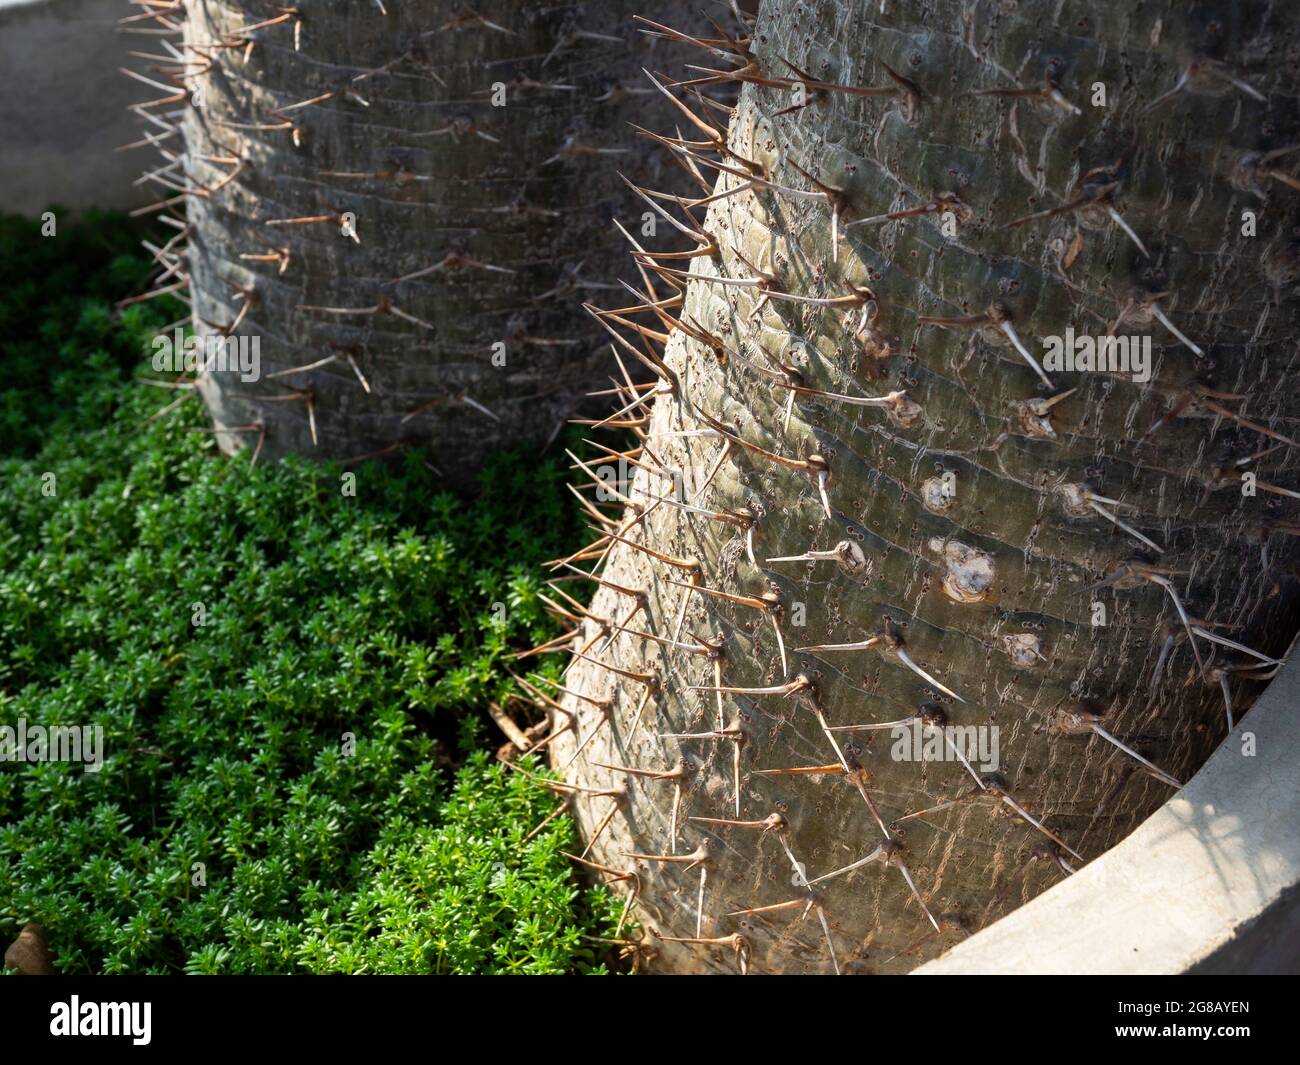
left=133, top=0, right=700, bottom=485
left=549, top=0, right=1300, bottom=974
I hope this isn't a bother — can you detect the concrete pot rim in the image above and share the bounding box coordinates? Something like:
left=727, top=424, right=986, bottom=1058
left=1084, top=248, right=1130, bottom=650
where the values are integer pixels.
left=916, top=653, right=1300, bottom=975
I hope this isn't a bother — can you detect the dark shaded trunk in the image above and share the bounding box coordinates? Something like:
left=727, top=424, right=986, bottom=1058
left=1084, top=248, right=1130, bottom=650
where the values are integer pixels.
left=551, top=0, right=1300, bottom=973
left=151, top=0, right=701, bottom=485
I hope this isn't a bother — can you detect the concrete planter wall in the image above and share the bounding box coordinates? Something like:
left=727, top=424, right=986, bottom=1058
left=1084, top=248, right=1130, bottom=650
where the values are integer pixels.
left=0, top=0, right=152, bottom=216
left=917, top=654, right=1300, bottom=974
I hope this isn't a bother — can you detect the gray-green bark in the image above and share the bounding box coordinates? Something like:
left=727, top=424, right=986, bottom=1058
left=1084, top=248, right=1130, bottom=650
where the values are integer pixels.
left=551, top=0, right=1300, bottom=974
left=166, top=0, right=699, bottom=484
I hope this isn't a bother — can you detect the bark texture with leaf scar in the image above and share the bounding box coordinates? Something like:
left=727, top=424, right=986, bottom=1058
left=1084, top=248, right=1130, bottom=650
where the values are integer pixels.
left=544, top=0, right=1300, bottom=974
left=123, top=0, right=707, bottom=483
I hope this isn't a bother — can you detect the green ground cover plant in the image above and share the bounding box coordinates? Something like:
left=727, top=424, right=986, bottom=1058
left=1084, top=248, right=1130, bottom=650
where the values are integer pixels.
left=0, top=212, right=619, bottom=974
